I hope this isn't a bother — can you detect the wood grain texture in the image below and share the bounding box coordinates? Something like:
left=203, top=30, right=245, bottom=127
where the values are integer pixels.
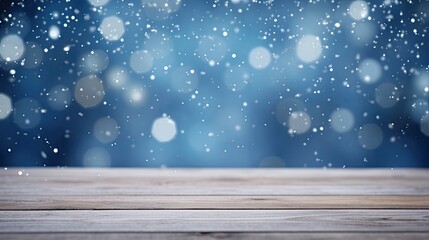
left=1, top=168, right=428, bottom=239
left=1, top=195, right=429, bottom=210
left=1, top=233, right=428, bottom=240
left=1, top=210, right=429, bottom=232
left=1, top=168, right=428, bottom=196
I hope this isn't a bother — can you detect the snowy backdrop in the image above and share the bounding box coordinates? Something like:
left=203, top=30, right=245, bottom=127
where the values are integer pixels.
left=1, top=0, right=429, bottom=167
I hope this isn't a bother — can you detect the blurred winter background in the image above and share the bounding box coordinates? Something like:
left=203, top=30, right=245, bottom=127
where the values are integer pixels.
left=1, top=0, right=429, bottom=167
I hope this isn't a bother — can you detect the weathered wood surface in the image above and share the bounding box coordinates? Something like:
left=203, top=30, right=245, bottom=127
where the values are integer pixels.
left=2, top=195, right=429, bottom=210
left=1, top=210, right=429, bottom=232
left=1, top=168, right=429, bottom=196
left=0, top=168, right=428, bottom=239
left=1, top=233, right=428, bottom=240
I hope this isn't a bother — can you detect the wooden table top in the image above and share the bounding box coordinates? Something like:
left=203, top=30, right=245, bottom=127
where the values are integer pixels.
left=1, top=168, right=429, bottom=239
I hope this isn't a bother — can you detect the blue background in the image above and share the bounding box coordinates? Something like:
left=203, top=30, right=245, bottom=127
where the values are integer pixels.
left=1, top=0, right=429, bottom=167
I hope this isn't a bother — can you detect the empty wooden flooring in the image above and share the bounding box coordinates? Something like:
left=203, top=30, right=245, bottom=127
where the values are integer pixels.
left=1, top=168, right=429, bottom=239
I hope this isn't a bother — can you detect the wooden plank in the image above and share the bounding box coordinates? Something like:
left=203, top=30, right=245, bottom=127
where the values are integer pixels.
left=0, top=233, right=428, bottom=240
left=1, top=210, right=429, bottom=232
left=2, top=184, right=427, bottom=196
left=3, top=168, right=429, bottom=178
left=2, top=168, right=429, bottom=182
left=1, top=169, right=428, bottom=237
left=1, top=195, right=429, bottom=210
left=1, top=168, right=429, bottom=196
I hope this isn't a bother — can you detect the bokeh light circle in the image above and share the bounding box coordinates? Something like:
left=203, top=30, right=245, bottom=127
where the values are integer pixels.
left=13, top=98, right=41, bottom=130
left=330, top=108, right=355, bottom=133
left=99, top=16, right=125, bottom=41
left=0, top=93, right=12, bottom=120
left=375, top=83, right=400, bottom=108
left=349, top=0, right=369, bottom=20
left=288, top=111, right=311, bottom=134
left=48, top=85, right=71, bottom=111
left=151, top=116, right=177, bottom=142
left=358, top=123, right=383, bottom=150
left=74, top=75, right=105, bottom=108
left=248, top=46, right=271, bottom=70
left=0, top=34, right=25, bottom=62
left=83, top=147, right=111, bottom=167
left=296, top=35, right=323, bottom=63
left=93, top=117, right=119, bottom=143
left=130, top=50, right=154, bottom=74
left=358, top=59, right=382, bottom=84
